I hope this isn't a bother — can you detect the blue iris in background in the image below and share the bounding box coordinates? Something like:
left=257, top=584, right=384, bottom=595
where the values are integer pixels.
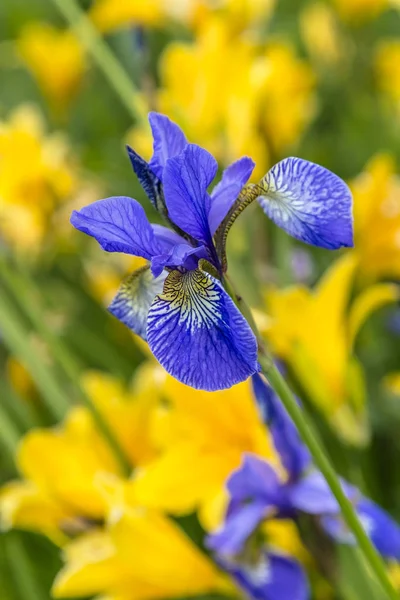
left=71, top=112, right=353, bottom=391
left=206, top=374, right=400, bottom=599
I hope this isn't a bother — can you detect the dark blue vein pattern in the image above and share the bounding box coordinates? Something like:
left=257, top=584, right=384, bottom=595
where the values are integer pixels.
left=108, top=266, right=166, bottom=340
left=126, top=146, right=164, bottom=211
left=146, top=269, right=258, bottom=391
left=257, top=157, right=353, bottom=249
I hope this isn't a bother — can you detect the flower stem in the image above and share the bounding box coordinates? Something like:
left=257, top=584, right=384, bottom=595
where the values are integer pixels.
left=50, top=0, right=148, bottom=125
left=4, top=533, right=48, bottom=600
left=259, top=353, right=398, bottom=600
left=0, top=401, right=20, bottom=458
left=0, top=289, right=69, bottom=420
left=0, top=259, right=132, bottom=476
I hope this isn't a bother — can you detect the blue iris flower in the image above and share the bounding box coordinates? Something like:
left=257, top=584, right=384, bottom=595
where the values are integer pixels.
left=207, top=374, right=400, bottom=571
left=71, top=112, right=353, bottom=391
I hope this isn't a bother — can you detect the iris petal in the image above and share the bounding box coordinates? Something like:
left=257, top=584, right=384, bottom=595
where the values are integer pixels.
left=126, top=146, right=163, bottom=210
left=321, top=499, right=400, bottom=559
left=252, top=374, right=311, bottom=480
left=150, top=243, right=207, bottom=278
left=227, top=454, right=281, bottom=503
left=207, top=501, right=268, bottom=556
left=163, top=144, right=217, bottom=243
left=148, top=112, right=188, bottom=179
left=219, top=552, right=309, bottom=600
left=146, top=268, right=258, bottom=391
left=71, top=196, right=162, bottom=258
left=257, top=157, right=354, bottom=249
left=208, top=157, right=255, bottom=235
left=108, top=266, right=166, bottom=340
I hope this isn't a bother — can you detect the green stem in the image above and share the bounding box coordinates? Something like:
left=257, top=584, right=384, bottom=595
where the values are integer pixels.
left=0, top=261, right=131, bottom=476
left=0, top=290, right=68, bottom=420
left=50, top=0, right=148, bottom=125
left=5, top=533, right=48, bottom=600
left=259, top=354, right=398, bottom=600
left=0, top=402, right=20, bottom=458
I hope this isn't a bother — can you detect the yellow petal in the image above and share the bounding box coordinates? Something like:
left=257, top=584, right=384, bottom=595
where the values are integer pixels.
left=348, top=283, right=399, bottom=348
left=17, top=409, right=120, bottom=518
left=0, top=480, right=71, bottom=544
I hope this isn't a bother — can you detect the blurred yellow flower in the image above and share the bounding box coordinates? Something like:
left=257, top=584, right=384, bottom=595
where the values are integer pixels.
left=129, top=17, right=315, bottom=178
left=17, top=23, right=86, bottom=112
left=128, top=370, right=280, bottom=529
left=258, top=253, right=399, bottom=445
left=53, top=505, right=229, bottom=600
left=352, top=154, right=400, bottom=281
left=0, top=369, right=162, bottom=542
left=333, top=0, right=390, bottom=23
left=90, top=0, right=274, bottom=32
left=375, top=40, right=400, bottom=113
left=300, top=2, right=345, bottom=68
left=0, top=104, right=77, bottom=252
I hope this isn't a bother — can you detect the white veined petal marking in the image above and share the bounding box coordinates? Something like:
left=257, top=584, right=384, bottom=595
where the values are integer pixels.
left=146, top=268, right=258, bottom=391
left=257, top=157, right=353, bottom=249
left=153, top=269, right=222, bottom=332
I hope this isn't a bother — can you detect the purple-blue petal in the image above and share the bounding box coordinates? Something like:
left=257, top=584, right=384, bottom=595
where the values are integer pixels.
left=252, top=374, right=311, bottom=480
left=150, top=243, right=207, bottom=278
left=219, top=552, right=309, bottom=600
left=148, top=112, right=188, bottom=179
left=208, top=157, right=255, bottom=235
left=257, top=158, right=354, bottom=250
left=322, top=498, right=400, bottom=558
left=356, top=498, right=400, bottom=559
left=70, top=197, right=162, bottom=258
left=108, top=267, right=166, bottom=340
left=126, top=145, right=163, bottom=210
left=288, top=471, right=342, bottom=515
left=146, top=269, right=258, bottom=391
left=151, top=224, right=187, bottom=249
left=163, top=144, right=217, bottom=243
left=227, top=454, right=281, bottom=504
left=207, top=500, right=268, bottom=556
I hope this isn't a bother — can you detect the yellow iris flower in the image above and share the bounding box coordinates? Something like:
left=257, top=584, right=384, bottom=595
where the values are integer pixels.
left=375, top=40, right=400, bottom=117
left=258, top=253, right=398, bottom=446
left=0, top=369, right=162, bottom=543
left=17, top=23, right=86, bottom=112
left=127, top=369, right=280, bottom=529
left=52, top=504, right=230, bottom=600
left=128, top=16, right=315, bottom=178
left=90, top=0, right=275, bottom=32
left=0, top=105, right=77, bottom=252
left=352, top=154, right=400, bottom=281
left=333, top=0, right=390, bottom=23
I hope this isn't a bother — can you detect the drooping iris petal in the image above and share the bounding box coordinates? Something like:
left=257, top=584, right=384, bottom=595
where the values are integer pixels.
left=220, top=552, right=309, bottom=600
left=70, top=196, right=162, bottom=258
left=321, top=499, right=400, bottom=559
left=356, top=499, right=400, bottom=559
left=227, top=454, right=281, bottom=504
left=126, top=146, right=163, bottom=210
left=207, top=501, right=268, bottom=556
left=257, top=158, right=354, bottom=249
left=150, top=243, right=207, bottom=278
left=288, top=471, right=342, bottom=515
left=208, top=157, right=255, bottom=235
left=108, top=266, right=166, bottom=340
left=163, top=144, right=217, bottom=243
left=148, top=112, right=188, bottom=179
left=252, top=374, right=311, bottom=480
left=146, top=268, right=258, bottom=391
